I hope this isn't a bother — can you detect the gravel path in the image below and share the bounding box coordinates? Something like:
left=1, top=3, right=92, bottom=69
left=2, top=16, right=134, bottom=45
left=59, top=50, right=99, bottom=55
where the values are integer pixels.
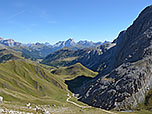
left=66, top=90, right=117, bottom=114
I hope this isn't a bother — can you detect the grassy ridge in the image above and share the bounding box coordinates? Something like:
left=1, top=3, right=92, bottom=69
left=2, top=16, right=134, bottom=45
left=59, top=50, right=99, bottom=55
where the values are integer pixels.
left=0, top=60, right=67, bottom=105
left=0, top=49, right=23, bottom=63
left=41, top=47, right=93, bottom=67
left=0, top=59, right=97, bottom=105
left=51, top=62, right=98, bottom=94
left=51, top=62, right=98, bottom=80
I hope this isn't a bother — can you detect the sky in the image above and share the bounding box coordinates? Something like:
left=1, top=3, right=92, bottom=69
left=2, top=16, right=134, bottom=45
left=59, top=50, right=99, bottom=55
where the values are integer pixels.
left=0, top=0, right=151, bottom=44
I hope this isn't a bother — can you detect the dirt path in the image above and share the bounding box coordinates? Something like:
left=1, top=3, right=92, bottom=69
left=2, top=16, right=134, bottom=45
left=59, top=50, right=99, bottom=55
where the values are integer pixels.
left=66, top=90, right=117, bottom=114
left=66, top=92, right=91, bottom=108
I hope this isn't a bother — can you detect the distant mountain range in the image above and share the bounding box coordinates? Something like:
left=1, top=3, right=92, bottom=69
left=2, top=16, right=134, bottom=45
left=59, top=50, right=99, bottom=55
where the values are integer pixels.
left=41, top=41, right=114, bottom=70
left=0, top=37, right=109, bottom=60
left=25, top=38, right=107, bottom=49
left=1, top=5, right=152, bottom=112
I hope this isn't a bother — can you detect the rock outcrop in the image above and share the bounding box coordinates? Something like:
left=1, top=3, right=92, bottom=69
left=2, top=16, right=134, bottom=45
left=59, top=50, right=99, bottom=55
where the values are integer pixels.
left=78, top=5, right=152, bottom=110
left=0, top=37, right=21, bottom=47
left=0, top=96, right=3, bottom=104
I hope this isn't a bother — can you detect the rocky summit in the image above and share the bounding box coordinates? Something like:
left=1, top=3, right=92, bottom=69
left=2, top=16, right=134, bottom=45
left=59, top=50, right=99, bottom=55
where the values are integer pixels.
left=0, top=37, right=21, bottom=47
left=77, top=5, right=152, bottom=110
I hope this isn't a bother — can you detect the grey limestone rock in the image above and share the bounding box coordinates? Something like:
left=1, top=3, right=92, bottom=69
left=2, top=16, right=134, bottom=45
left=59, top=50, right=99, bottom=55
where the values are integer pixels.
left=78, top=5, right=152, bottom=110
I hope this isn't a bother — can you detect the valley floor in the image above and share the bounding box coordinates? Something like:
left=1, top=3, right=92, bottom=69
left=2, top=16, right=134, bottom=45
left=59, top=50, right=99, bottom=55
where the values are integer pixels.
left=1, top=91, right=152, bottom=114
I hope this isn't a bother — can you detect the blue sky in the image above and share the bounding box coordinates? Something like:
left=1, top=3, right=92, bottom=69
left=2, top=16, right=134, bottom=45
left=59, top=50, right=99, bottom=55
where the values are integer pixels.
left=0, top=0, right=151, bottom=44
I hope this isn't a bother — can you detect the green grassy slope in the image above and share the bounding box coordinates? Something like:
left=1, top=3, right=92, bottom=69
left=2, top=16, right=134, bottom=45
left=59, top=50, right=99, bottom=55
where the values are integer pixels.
left=0, top=60, right=67, bottom=105
left=41, top=48, right=76, bottom=67
left=41, top=47, right=93, bottom=67
left=51, top=63, right=98, bottom=93
left=142, top=88, right=152, bottom=110
left=0, top=48, right=23, bottom=63
left=0, top=48, right=98, bottom=106
left=51, top=62, right=98, bottom=80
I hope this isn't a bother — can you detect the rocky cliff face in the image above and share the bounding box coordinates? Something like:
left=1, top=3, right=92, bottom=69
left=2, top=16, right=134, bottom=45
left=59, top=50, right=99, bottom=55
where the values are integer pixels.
left=78, top=5, right=152, bottom=110
left=71, top=42, right=115, bottom=71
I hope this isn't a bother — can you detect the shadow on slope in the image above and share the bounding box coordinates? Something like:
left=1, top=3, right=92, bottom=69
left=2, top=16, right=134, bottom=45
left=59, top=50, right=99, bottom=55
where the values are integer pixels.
left=65, top=75, right=93, bottom=93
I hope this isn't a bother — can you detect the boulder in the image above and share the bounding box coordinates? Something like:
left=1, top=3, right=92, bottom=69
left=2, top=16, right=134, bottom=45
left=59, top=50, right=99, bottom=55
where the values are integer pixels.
left=0, top=96, right=3, bottom=104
